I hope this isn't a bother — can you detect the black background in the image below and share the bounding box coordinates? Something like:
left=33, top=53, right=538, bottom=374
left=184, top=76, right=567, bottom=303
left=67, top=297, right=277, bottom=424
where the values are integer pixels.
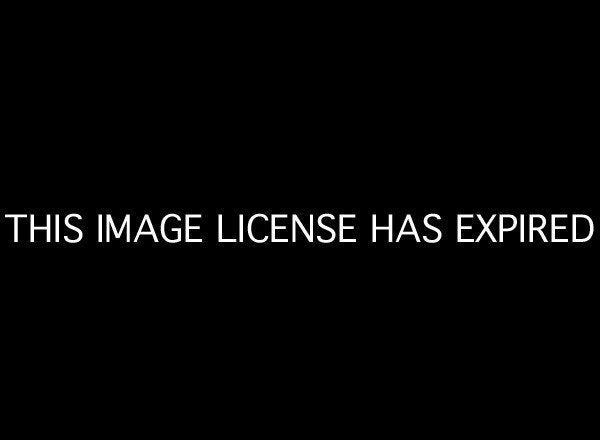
left=1, top=6, right=597, bottom=434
